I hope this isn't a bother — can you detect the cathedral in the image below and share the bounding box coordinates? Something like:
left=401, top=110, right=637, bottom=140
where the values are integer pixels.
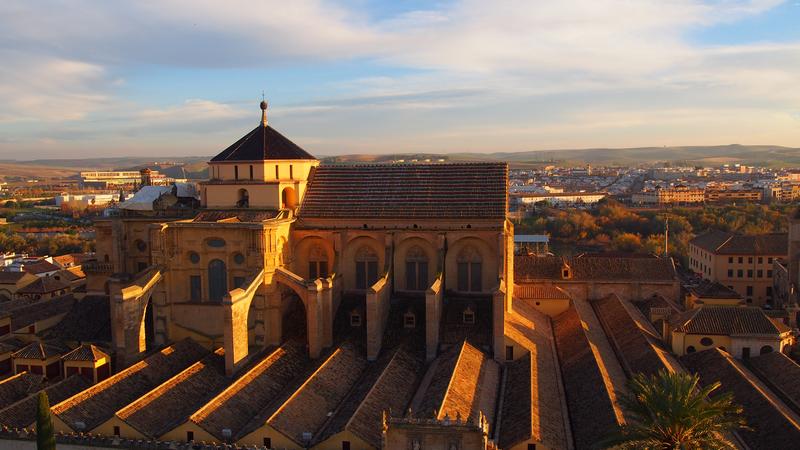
left=5, top=101, right=795, bottom=450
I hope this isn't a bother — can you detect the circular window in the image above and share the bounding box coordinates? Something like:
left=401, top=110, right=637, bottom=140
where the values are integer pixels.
left=135, top=239, right=147, bottom=252
left=233, top=253, right=245, bottom=265
left=188, top=251, right=200, bottom=264
left=686, top=346, right=696, bottom=353
left=700, top=337, right=713, bottom=346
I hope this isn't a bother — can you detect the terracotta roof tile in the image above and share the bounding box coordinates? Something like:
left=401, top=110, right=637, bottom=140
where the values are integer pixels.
left=23, top=261, right=61, bottom=275
left=689, top=280, right=742, bottom=299
left=0, top=372, right=44, bottom=410
left=748, top=352, right=800, bottom=415
left=672, top=306, right=785, bottom=335
left=191, top=340, right=308, bottom=441
left=552, top=304, right=621, bottom=449
left=192, top=210, right=280, bottom=223
left=681, top=348, right=800, bottom=448
left=117, top=349, right=229, bottom=439
left=8, top=295, right=76, bottom=331
left=0, top=375, right=91, bottom=428
left=61, top=344, right=108, bottom=362
left=16, top=276, right=70, bottom=294
left=0, top=272, right=28, bottom=284
left=298, top=163, right=508, bottom=220
left=690, top=230, right=788, bottom=255
left=51, top=339, right=208, bottom=432
left=12, top=341, right=65, bottom=360
left=515, top=255, right=676, bottom=282
left=514, top=285, right=570, bottom=300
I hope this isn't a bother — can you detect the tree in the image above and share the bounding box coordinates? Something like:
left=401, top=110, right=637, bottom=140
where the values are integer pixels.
left=612, top=233, right=642, bottom=252
left=602, top=370, right=747, bottom=450
left=36, top=391, right=56, bottom=450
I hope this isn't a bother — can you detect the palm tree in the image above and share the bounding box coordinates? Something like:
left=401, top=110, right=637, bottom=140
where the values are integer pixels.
left=601, top=369, right=747, bottom=449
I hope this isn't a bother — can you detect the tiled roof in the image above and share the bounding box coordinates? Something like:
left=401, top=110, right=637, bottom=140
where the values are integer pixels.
left=117, top=349, right=229, bottom=439
left=632, top=293, right=683, bottom=323
left=0, top=375, right=91, bottom=428
left=0, top=372, right=43, bottom=410
left=12, top=341, right=65, bottom=360
left=500, top=299, right=568, bottom=450
left=51, top=339, right=208, bottom=432
left=0, top=272, right=28, bottom=284
left=681, top=348, right=800, bottom=448
left=42, top=295, right=110, bottom=342
left=52, top=255, right=77, bottom=268
left=672, top=306, right=786, bottom=336
left=192, top=210, right=279, bottom=223
left=314, top=345, right=425, bottom=448
left=690, top=230, right=788, bottom=255
left=210, top=124, right=316, bottom=162
left=23, top=260, right=61, bottom=275
left=191, top=340, right=308, bottom=441
left=53, top=269, right=82, bottom=283
left=267, top=341, right=368, bottom=445
left=552, top=304, right=622, bottom=449
left=62, top=344, right=108, bottom=362
left=298, top=163, right=508, bottom=220
left=66, top=266, right=86, bottom=279
left=592, top=294, right=677, bottom=377
left=515, top=255, right=676, bottom=282
left=9, top=295, right=76, bottom=331
left=690, top=280, right=741, bottom=299
left=748, top=352, right=800, bottom=414
left=413, top=340, right=500, bottom=430
left=514, top=284, right=570, bottom=300
left=17, top=276, right=70, bottom=294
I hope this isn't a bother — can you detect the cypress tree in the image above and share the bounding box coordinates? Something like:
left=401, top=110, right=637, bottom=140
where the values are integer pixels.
left=36, top=391, right=56, bottom=450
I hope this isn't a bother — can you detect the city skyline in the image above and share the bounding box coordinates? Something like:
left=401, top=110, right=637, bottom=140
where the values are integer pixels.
left=1, top=0, right=799, bottom=159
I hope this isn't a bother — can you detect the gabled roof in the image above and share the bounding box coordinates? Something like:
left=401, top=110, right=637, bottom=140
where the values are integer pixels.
left=23, top=260, right=60, bottom=275
left=689, top=280, right=742, bottom=299
left=0, top=375, right=91, bottom=428
left=690, top=230, right=788, bottom=255
left=748, top=352, right=800, bottom=414
left=514, top=284, right=570, bottom=300
left=515, top=255, right=676, bottom=282
left=210, top=123, right=316, bottom=162
left=9, top=295, right=76, bottom=331
left=0, top=271, right=30, bottom=284
left=298, top=163, right=508, bottom=220
left=12, top=341, right=65, bottom=360
left=0, top=372, right=44, bottom=410
left=671, top=306, right=788, bottom=336
left=17, top=276, right=70, bottom=294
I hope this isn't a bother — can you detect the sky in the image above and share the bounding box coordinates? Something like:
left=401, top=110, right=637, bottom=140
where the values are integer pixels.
left=0, top=0, right=798, bottom=159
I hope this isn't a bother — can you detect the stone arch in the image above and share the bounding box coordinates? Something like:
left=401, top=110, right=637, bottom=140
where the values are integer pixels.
left=342, top=236, right=384, bottom=291
left=397, top=237, right=437, bottom=292
left=293, top=236, right=335, bottom=280
left=446, top=237, right=496, bottom=293
left=236, top=188, right=249, bottom=208
left=281, top=187, right=297, bottom=209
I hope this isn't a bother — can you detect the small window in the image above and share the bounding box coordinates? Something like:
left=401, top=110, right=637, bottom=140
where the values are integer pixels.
left=738, top=257, right=743, bottom=264
left=234, top=165, right=239, bottom=180
left=742, top=347, right=751, bottom=358
left=233, top=253, right=245, bottom=265
left=506, top=345, right=514, bottom=361
left=275, top=165, right=279, bottom=179
left=264, top=437, right=272, bottom=448
left=758, top=257, right=763, bottom=264
left=190, top=276, right=202, bottom=302
left=686, top=346, right=696, bottom=353
left=290, top=165, right=294, bottom=180
left=113, top=426, right=120, bottom=436
left=746, top=286, right=753, bottom=296
left=404, top=313, right=416, bottom=328
left=187, top=431, right=194, bottom=442
left=207, top=238, right=226, bottom=248
left=350, top=312, right=362, bottom=327
left=700, top=337, right=713, bottom=346
left=757, top=269, right=763, bottom=278
left=768, top=257, right=774, bottom=264
left=249, top=165, right=254, bottom=180
left=342, top=441, right=351, bottom=450
left=528, top=444, right=537, bottom=450
left=760, top=345, right=774, bottom=355
left=748, top=257, right=753, bottom=264
left=135, top=239, right=147, bottom=252
left=747, top=269, right=753, bottom=278
left=727, top=269, right=733, bottom=277
left=463, top=308, right=476, bottom=325
left=728, top=257, right=733, bottom=263
left=768, top=270, right=773, bottom=277
left=188, top=251, right=200, bottom=264
left=737, top=270, right=743, bottom=278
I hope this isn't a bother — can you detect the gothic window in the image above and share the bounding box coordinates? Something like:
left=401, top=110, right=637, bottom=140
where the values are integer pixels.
left=457, top=246, right=482, bottom=292
left=308, top=245, right=329, bottom=280
left=355, top=246, right=379, bottom=289
left=405, top=246, right=429, bottom=291
left=208, top=259, right=227, bottom=302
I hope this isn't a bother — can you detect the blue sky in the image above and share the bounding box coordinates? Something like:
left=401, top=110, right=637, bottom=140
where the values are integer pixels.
left=0, top=0, right=798, bottom=159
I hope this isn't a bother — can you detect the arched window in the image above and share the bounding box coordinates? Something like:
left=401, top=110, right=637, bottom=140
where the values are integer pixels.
left=686, top=346, right=696, bottom=353
left=457, top=246, right=482, bottom=292
left=405, top=246, right=429, bottom=291
left=237, top=189, right=249, bottom=208
left=760, top=345, right=774, bottom=355
left=355, top=246, right=378, bottom=289
left=308, top=245, right=329, bottom=280
left=208, top=259, right=227, bottom=302
left=281, top=187, right=296, bottom=209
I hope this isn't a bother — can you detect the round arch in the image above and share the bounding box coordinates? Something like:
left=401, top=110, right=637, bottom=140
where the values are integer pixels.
left=342, top=235, right=384, bottom=291
left=281, top=187, right=297, bottom=209
left=293, top=236, right=335, bottom=280
left=445, top=236, right=497, bottom=293
left=396, top=237, right=437, bottom=292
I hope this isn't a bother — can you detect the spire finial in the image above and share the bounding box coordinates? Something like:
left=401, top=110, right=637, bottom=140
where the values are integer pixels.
left=259, top=93, right=268, bottom=126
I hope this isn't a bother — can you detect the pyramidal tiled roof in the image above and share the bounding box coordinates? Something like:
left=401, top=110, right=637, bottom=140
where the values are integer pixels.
left=12, top=341, right=64, bottom=360
left=62, top=344, right=108, bottom=362
left=210, top=104, right=316, bottom=162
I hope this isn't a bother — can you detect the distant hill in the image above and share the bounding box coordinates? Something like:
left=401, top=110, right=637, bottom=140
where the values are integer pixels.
left=2, top=144, right=800, bottom=181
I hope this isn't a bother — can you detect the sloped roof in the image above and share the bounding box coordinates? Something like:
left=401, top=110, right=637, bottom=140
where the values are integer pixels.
left=51, top=339, right=207, bottom=432
left=748, top=352, right=800, bottom=413
left=515, top=255, right=676, bottom=282
left=62, top=344, right=108, bottom=362
left=672, top=306, right=787, bottom=336
left=514, top=284, right=570, bottom=300
left=12, top=341, right=65, bottom=360
left=298, top=163, right=508, bottom=220
left=690, top=230, right=788, bottom=255
left=9, top=295, right=76, bottom=331
left=690, top=280, right=742, bottom=299
left=210, top=124, right=316, bottom=162
left=23, top=260, right=60, bottom=275
left=0, top=372, right=44, bottom=410
left=0, top=375, right=91, bottom=428
left=0, top=271, right=29, bottom=284
left=17, top=276, right=70, bottom=294
left=681, top=348, right=800, bottom=448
